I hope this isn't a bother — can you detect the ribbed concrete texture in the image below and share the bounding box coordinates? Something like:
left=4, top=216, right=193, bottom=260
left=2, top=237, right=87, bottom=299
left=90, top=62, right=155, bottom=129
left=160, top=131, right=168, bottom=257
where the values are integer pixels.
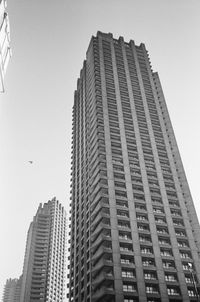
left=20, top=198, right=67, bottom=302
left=68, top=32, right=200, bottom=302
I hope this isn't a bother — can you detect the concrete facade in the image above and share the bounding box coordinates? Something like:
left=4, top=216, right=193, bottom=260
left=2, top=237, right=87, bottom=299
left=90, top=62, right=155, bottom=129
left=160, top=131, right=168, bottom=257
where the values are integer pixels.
left=2, top=277, right=22, bottom=302
left=68, top=32, right=200, bottom=302
left=20, top=198, right=67, bottom=302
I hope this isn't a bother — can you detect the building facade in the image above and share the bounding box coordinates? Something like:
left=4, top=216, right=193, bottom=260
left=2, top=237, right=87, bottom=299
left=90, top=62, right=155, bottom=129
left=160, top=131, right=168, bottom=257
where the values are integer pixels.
left=20, top=198, right=67, bottom=302
left=2, top=277, right=22, bottom=302
left=68, top=32, right=200, bottom=302
left=0, top=0, right=11, bottom=92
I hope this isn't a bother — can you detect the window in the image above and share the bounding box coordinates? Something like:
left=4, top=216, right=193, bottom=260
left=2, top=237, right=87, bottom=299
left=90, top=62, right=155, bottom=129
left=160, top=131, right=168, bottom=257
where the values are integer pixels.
left=182, top=262, right=190, bottom=270
left=156, top=227, right=168, bottom=235
left=165, top=274, right=177, bottom=282
left=185, top=276, right=192, bottom=283
left=144, top=272, right=157, bottom=280
left=177, top=240, right=188, bottom=248
left=155, top=217, right=166, bottom=224
left=138, top=224, right=149, bottom=232
left=121, top=256, right=134, bottom=265
left=137, top=214, right=148, bottom=222
left=117, top=210, right=129, bottom=218
left=139, top=235, right=151, bottom=243
left=146, top=286, right=159, bottom=294
left=119, top=231, right=132, bottom=240
left=123, top=284, right=136, bottom=292
left=122, top=269, right=135, bottom=278
left=180, top=252, right=191, bottom=259
left=158, top=238, right=170, bottom=246
left=160, top=249, right=172, bottom=257
left=167, top=287, right=180, bottom=296
left=175, top=230, right=186, bottom=237
left=153, top=207, right=164, bottom=214
left=162, top=261, right=175, bottom=269
left=188, top=289, right=195, bottom=297
left=118, top=220, right=130, bottom=229
left=141, top=247, right=153, bottom=255
left=115, top=181, right=126, bottom=189
left=124, top=298, right=137, bottom=302
left=114, top=172, right=125, bottom=180
left=120, top=243, right=133, bottom=252
left=135, top=203, right=146, bottom=211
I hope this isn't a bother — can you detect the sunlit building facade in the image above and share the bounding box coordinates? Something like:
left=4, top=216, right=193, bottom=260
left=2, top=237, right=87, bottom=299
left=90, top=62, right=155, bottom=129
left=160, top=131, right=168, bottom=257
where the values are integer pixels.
left=20, top=198, right=67, bottom=302
left=68, top=32, right=200, bottom=302
left=2, top=277, right=22, bottom=302
left=0, top=0, right=11, bottom=92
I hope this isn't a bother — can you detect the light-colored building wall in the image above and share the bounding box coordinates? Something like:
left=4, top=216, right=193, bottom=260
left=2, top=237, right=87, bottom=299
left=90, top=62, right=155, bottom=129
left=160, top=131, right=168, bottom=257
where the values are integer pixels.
left=20, top=198, right=67, bottom=302
left=2, top=277, right=22, bottom=302
left=0, top=0, right=11, bottom=92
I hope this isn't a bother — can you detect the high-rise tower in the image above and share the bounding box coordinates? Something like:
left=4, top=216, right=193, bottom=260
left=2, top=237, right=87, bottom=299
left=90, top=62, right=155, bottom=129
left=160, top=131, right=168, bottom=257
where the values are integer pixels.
left=2, top=277, right=22, bottom=302
left=20, top=198, right=67, bottom=302
left=0, top=0, right=11, bottom=92
left=68, top=32, right=200, bottom=302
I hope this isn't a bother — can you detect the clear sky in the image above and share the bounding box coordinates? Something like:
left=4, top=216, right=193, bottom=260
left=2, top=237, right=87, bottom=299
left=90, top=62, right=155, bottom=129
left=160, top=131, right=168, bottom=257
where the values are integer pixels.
left=0, top=0, right=200, bottom=298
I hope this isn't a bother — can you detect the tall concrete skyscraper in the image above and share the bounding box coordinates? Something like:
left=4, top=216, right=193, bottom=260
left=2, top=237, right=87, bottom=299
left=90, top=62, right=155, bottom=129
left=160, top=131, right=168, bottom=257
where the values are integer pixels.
left=68, top=32, right=200, bottom=302
left=20, top=198, right=67, bottom=302
left=0, top=0, right=11, bottom=92
left=2, top=277, right=22, bottom=302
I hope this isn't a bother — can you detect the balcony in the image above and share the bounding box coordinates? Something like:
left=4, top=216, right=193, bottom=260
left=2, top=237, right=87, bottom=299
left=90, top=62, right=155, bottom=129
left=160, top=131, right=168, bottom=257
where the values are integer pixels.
left=144, top=274, right=157, bottom=282
left=119, top=235, right=132, bottom=243
left=91, top=199, right=109, bottom=218
left=141, top=248, right=153, bottom=256
left=135, top=205, right=147, bottom=213
left=122, top=284, right=137, bottom=295
left=92, top=244, right=112, bottom=261
left=92, top=284, right=115, bottom=301
left=139, top=236, right=152, bottom=245
left=93, top=270, right=114, bottom=289
left=165, top=275, right=178, bottom=284
left=175, top=231, right=186, bottom=238
left=177, top=241, right=189, bottom=249
left=160, top=251, right=173, bottom=259
left=179, top=253, right=192, bottom=260
left=158, top=240, right=171, bottom=247
left=121, top=258, right=135, bottom=267
left=138, top=226, right=150, bottom=234
left=137, top=215, right=148, bottom=222
left=91, top=223, right=111, bottom=240
left=118, top=221, right=131, bottom=230
left=163, top=261, right=176, bottom=271
left=120, top=245, right=134, bottom=255
left=91, top=212, right=110, bottom=231
left=92, top=257, right=113, bottom=274
left=156, top=228, right=169, bottom=236
left=167, top=288, right=181, bottom=297
left=117, top=210, right=129, bottom=219
left=92, top=233, right=112, bottom=252
left=173, top=221, right=184, bottom=229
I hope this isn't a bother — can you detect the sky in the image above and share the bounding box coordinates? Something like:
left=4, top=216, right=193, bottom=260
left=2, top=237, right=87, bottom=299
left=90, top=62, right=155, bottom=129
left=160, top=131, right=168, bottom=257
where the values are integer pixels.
left=0, top=0, right=200, bottom=298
